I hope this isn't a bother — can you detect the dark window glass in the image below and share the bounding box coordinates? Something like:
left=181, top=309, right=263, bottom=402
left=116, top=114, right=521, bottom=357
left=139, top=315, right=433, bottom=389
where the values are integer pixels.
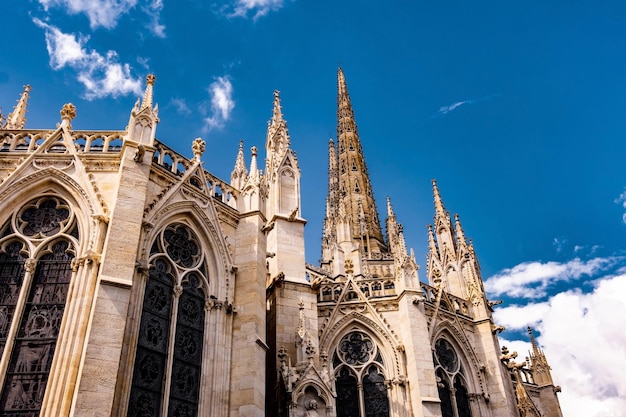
left=363, top=366, right=389, bottom=417
left=335, top=367, right=359, bottom=417
left=437, top=369, right=454, bottom=417
left=127, top=258, right=174, bottom=417
left=0, top=240, right=73, bottom=416
left=168, top=274, right=205, bottom=417
left=455, top=376, right=472, bottom=417
left=0, top=241, right=26, bottom=355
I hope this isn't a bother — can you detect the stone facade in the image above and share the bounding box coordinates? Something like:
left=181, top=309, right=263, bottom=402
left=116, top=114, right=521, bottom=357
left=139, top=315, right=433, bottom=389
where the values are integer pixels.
left=0, top=71, right=563, bottom=416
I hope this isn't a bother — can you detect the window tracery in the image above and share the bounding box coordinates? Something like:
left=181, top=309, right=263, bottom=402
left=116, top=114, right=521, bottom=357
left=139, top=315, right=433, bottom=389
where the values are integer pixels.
left=0, top=196, right=78, bottom=416
left=333, top=331, right=390, bottom=417
left=434, top=338, right=472, bottom=417
left=128, top=223, right=208, bottom=417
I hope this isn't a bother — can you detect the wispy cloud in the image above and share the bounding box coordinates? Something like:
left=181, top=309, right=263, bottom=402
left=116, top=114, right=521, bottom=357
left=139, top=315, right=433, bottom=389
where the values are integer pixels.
left=495, top=273, right=626, bottom=417
left=37, top=0, right=138, bottom=29
left=431, top=94, right=501, bottom=118
left=203, top=76, right=235, bottom=130
left=142, top=0, right=166, bottom=37
left=170, top=98, right=191, bottom=115
left=33, top=18, right=142, bottom=99
left=616, top=188, right=626, bottom=224
left=484, top=256, right=623, bottom=298
left=37, top=0, right=165, bottom=36
left=225, top=0, right=286, bottom=20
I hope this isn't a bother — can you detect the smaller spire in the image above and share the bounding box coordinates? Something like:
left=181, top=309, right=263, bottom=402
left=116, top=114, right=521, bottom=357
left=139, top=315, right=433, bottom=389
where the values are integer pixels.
left=454, top=213, right=467, bottom=246
left=271, top=90, right=283, bottom=126
left=432, top=179, right=446, bottom=215
left=528, top=326, right=541, bottom=357
left=5, top=84, right=31, bottom=129
left=428, top=224, right=438, bottom=254
left=141, top=74, right=156, bottom=110
left=386, top=196, right=396, bottom=218
left=231, top=140, right=248, bottom=179
left=249, top=146, right=258, bottom=175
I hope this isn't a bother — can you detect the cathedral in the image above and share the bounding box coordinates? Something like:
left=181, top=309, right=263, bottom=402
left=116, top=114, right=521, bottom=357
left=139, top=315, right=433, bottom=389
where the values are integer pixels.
left=0, top=69, right=563, bottom=417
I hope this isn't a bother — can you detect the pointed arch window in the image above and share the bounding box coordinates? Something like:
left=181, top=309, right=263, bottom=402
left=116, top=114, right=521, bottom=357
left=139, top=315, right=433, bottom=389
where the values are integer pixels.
left=127, top=223, right=207, bottom=417
left=333, top=331, right=390, bottom=417
left=434, top=338, right=472, bottom=417
left=0, top=196, right=78, bottom=415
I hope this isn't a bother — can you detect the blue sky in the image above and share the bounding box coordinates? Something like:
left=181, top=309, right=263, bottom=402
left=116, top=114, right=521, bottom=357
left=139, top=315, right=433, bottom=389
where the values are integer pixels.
left=2, top=0, right=626, bottom=415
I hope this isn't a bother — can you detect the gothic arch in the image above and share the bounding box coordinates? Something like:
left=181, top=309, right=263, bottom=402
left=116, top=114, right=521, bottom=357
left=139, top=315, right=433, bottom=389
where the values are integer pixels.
left=431, top=321, right=485, bottom=395
left=321, top=312, right=402, bottom=379
left=143, top=200, right=234, bottom=301
left=0, top=168, right=99, bottom=253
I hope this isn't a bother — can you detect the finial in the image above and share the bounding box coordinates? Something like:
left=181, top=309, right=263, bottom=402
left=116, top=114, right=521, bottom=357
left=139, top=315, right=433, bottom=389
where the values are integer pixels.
left=192, top=138, right=205, bottom=161
left=141, top=74, right=156, bottom=110
left=60, top=103, right=76, bottom=129
left=5, top=84, right=31, bottom=129
left=454, top=213, right=467, bottom=246
left=432, top=179, right=446, bottom=215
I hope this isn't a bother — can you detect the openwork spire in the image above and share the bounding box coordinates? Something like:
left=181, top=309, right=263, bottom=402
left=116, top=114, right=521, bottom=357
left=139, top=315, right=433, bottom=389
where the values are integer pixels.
left=335, top=68, right=385, bottom=253
left=5, top=85, right=31, bottom=129
left=141, top=74, right=156, bottom=110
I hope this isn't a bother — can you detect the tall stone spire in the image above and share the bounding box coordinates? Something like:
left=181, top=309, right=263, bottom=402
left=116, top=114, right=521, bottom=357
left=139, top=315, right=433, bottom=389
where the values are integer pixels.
left=336, top=68, right=385, bottom=254
left=5, top=85, right=31, bottom=129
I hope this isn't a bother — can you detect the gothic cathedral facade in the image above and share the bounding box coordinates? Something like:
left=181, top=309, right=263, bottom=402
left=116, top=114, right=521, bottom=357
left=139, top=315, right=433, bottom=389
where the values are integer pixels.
left=0, top=70, right=562, bottom=417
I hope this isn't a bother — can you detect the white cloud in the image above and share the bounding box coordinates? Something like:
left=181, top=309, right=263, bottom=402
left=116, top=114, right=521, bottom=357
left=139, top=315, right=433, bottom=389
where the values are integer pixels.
left=438, top=100, right=470, bottom=115
left=37, top=0, right=165, bottom=36
left=203, top=76, right=235, bottom=130
left=615, top=188, right=626, bottom=224
left=170, top=98, right=191, bottom=115
left=34, top=18, right=142, bottom=100
left=38, top=0, right=138, bottom=29
left=484, top=256, right=622, bottom=298
left=227, top=0, right=286, bottom=20
left=142, top=0, right=166, bottom=37
left=432, top=93, right=502, bottom=118
left=496, top=274, right=626, bottom=417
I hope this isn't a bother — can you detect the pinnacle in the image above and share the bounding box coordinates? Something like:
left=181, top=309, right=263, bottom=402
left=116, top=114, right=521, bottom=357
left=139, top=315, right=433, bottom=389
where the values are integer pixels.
left=141, top=74, right=156, bottom=110
left=5, top=84, right=31, bottom=129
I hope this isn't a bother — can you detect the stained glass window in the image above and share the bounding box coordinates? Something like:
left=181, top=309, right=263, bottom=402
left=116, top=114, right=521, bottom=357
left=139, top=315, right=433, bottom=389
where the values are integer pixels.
left=0, top=241, right=26, bottom=355
left=0, top=196, right=77, bottom=417
left=128, top=224, right=207, bottom=417
left=168, top=274, right=205, bottom=417
left=334, top=331, right=390, bottom=417
left=434, top=339, right=472, bottom=417
left=1, top=240, right=74, bottom=416
left=127, top=259, right=174, bottom=417
left=335, top=367, right=359, bottom=417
